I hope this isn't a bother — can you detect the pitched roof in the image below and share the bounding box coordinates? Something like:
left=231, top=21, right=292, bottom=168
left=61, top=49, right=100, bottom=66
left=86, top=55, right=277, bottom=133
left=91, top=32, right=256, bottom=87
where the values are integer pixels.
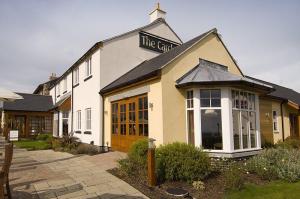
left=246, top=76, right=300, bottom=105
left=49, top=18, right=182, bottom=89
left=33, top=78, right=58, bottom=94
left=176, top=59, right=272, bottom=92
left=100, top=28, right=218, bottom=94
left=1, top=93, right=53, bottom=112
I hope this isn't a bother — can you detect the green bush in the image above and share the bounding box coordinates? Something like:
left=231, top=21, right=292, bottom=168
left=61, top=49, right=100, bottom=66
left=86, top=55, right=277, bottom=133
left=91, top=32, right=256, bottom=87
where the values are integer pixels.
left=51, top=138, right=62, bottom=150
left=118, top=139, right=148, bottom=176
left=224, top=165, right=245, bottom=190
left=246, top=148, right=300, bottom=182
left=276, top=137, right=300, bottom=149
left=156, top=142, right=211, bottom=182
left=36, top=133, right=52, bottom=141
left=60, top=134, right=80, bottom=150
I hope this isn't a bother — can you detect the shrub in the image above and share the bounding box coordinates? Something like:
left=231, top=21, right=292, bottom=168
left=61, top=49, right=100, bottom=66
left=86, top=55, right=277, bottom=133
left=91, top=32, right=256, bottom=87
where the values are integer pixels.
left=118, top=139, right=148, bottom=177
left=76, top=143, right=99, bottom=155
left=51, top=138, right=62, bottom=150
left=276, top=137, right=300, bottom=149
left=36, top=133, right=52, bottom=142
left=224, top=165, right=245, bottom=190
left=156, top=142, right=211, bottom=182
left=246, top=148, right=300, bottom=182
left=60, top=133, right=80, bottom=151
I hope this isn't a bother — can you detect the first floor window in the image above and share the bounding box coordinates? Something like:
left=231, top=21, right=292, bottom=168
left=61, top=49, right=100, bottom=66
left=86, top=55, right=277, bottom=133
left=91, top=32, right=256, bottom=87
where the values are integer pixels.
left=77, top=110, right=81, bottom=130
left=232, top=90, right=257, bottom=150
left=85, top=57, right=92, bottom=77
left=201, top=109, right=222, bottom=150
left=111, top=103, right=118, bottom=134
left=73, top=67, right=79, bottom=85
left=85, top=108, right=91, bottom=130
left=200, top=89, right=222, bottom=150
left=186, top=90, right=194, bottom=145
left=273, top=110, right=278, bottom=132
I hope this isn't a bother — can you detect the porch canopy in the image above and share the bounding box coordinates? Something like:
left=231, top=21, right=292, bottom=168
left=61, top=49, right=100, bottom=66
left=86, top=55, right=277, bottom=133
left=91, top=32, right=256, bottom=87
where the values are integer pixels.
left=176, top=59, right=273, bottom=93
left=0, top=87, right=23, bottom=102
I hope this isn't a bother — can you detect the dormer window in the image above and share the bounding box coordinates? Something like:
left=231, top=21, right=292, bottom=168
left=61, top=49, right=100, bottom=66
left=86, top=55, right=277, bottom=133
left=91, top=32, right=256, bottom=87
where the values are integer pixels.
left=85, top=57, right=92, bottom=78
left=63, top=77, right=67, bottom=93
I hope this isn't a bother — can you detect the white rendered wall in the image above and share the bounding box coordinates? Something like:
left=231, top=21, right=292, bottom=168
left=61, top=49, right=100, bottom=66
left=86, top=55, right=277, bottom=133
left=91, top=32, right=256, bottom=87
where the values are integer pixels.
left=72, top=49, right=101, bottom=145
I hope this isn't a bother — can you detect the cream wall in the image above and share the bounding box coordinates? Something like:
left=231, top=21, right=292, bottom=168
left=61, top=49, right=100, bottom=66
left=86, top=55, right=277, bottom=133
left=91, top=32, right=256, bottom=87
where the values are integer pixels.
left=160, top=33, right=243, bottom=144
left=103, top=79, right=164, bottom=147
left=272, top=101, right=283, bottom=143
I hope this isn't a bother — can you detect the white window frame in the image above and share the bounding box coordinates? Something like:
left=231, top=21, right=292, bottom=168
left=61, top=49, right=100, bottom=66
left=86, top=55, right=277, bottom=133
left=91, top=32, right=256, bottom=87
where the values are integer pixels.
left=85, top=108, right=91, bottom=130
left=73, top=67, right=79, bottom=85
left=199, top=89, right=223, bottom=150
left=57, top=83, right=60, bottom=97
left=77, top=110, right=81, bottom=130
left=186, top=90, right=194, bottom=145
left=273, top=110, right=279, bottom=132
left=63, top=77, right=67, bottom=92
left=231, top=89, right=258, bottom=151
left=85, top=57, right=92, bottom=77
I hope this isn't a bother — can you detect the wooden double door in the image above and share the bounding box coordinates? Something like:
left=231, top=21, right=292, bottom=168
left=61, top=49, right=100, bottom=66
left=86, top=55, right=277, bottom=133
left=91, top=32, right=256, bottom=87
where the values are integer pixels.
left=111, top=94, right=148, bottom=152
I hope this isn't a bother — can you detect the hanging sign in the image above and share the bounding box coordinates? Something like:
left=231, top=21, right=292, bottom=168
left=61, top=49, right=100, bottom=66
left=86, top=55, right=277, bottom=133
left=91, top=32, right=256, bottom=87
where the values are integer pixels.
left=139, top=31, right=180, bottom=53
left=9, top=130, right=19, bottom=141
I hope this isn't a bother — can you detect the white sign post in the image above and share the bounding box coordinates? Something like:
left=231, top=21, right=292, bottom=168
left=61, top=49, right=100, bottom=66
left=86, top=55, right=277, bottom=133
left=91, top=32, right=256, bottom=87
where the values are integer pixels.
left=9, top=130, right=19, bottom=141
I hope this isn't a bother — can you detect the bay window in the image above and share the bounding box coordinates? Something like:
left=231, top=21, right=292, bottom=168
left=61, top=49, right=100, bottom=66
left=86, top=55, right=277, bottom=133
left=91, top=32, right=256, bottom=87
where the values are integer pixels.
left=232, top=90, right=257, bottom=150
left=186, top=90, right=194, bottom=145
left=200, top=89, right=222, bottom=150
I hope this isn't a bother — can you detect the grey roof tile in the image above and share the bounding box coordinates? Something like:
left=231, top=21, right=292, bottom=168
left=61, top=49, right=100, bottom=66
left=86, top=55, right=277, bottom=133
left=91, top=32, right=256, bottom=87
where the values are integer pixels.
left=1, top=93, right=53, bottom=112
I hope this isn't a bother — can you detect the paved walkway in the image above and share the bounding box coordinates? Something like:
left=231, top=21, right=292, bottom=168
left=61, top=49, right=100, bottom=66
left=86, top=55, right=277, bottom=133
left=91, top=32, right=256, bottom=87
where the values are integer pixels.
left=8, top=148, right=148, bottom=199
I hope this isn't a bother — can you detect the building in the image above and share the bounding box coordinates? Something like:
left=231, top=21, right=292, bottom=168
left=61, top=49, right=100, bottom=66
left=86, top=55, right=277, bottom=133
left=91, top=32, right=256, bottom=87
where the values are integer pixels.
left=45, top=4, right=300, bottom=157
left=33, top=73, right=58, bottom=95
left=0, top=93, right=53, bottom=138
left=48, top=4, right=182, bottom=146
left=247, top=77, right=300, bottom=145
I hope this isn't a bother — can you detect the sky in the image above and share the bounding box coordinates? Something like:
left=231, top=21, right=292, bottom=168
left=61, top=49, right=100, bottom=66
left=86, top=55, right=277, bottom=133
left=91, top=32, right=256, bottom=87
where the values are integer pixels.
left=0, top=0, right=299, bottom=93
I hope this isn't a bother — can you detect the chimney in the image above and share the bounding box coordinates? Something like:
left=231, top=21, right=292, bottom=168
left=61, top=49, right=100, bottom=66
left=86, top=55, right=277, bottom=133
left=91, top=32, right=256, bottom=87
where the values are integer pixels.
left=49, top=73, right=57, bottom=81
left=149, top=3, right=166, bottom=23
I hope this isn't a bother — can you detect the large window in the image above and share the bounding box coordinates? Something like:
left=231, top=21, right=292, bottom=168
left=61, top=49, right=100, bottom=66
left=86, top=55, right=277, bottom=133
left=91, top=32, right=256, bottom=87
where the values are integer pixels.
left=73, top=67, right=79, bottom=85
left=29, top=116, right=52, bottom=134
left=111, top=103, right=118, bottom=135
left=138, top=96, right=148, bottom=136
left=200, top=89, right=222, bottom=150
left=186, top=90, right=194, bottom=145
left=77, top=110, right=81, bottom=130
left=111, top=95, right=148, bottom=137
left=232, top=90, right=256, bottom=150
left=85, top=108, right=91, bottom=130
left=85, top=57, right=92, bottom=77
left=273, top=110, right=278, bottom=132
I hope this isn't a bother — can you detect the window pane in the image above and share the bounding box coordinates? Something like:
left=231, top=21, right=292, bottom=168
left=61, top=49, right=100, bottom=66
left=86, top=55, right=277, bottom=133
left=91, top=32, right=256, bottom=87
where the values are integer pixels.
left=144, top=97, right=148, bottom=109
left=200, top=99, right=210, bottom=107
left=211, top=99, right=221, bottom=107
left=211, top=89, right=221, bottom=98
left=201, top=109, right=222, bottom=150
left=139, top=98, right=143, bottom=110
left=139, top=124, right=143, bottom=136
left=144, top=124, right=148, bottom=136
left=241, top=111, right=249, bottom=149
left=249, top=111, right=256, bottom=148
left=200, top=90, right=210, bottom=98
left=232, top=110, right=240, bottom=150
left=187, top=110, right=194, bottom=145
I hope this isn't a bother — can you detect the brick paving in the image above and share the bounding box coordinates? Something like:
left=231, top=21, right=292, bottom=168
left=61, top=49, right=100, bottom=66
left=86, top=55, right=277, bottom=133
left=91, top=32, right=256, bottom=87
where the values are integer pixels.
left=6, top=148, right=148, bottom=199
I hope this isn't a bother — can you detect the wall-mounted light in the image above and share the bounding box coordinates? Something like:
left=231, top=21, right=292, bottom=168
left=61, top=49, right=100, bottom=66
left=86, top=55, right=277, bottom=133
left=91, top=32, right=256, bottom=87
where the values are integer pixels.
left=149, top=102, right=154, bottom=110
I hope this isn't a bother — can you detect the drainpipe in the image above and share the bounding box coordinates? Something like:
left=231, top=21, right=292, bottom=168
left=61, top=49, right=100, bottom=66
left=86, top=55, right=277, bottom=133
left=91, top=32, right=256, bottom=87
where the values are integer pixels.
left=71, top=70, right=74, bottom=132
left=280, top=101, right=285, bottom=141
left=99, top=91, right=105, bottom=150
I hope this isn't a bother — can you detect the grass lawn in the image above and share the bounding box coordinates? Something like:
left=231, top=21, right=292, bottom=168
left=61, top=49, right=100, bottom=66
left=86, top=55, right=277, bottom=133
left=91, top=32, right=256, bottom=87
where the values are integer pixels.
left=226, top=181, right=300, bottom=199
left=14, top=140, right=51, bottom=150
